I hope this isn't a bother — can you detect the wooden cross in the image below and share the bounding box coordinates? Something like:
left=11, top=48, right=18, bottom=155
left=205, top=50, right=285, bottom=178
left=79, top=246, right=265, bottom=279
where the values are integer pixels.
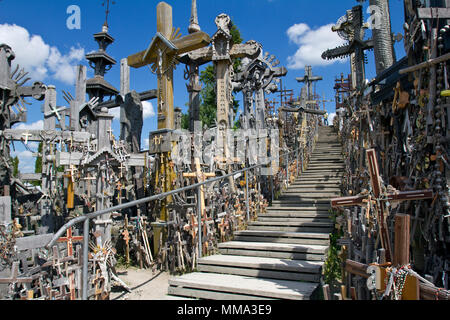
left=183, top=157, right=215, bottom=222
left=0, top=261, right=32, bottom=285
left=57, top=227, right=83, bottom=257
left=127, top=1, right=210, bottom=130
left=331, top=149, right=433, bottom=262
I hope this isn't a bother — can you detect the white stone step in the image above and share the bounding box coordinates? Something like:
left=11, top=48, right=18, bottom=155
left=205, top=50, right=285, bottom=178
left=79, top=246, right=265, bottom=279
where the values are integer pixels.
left=168, top=273, right=319, bottom=300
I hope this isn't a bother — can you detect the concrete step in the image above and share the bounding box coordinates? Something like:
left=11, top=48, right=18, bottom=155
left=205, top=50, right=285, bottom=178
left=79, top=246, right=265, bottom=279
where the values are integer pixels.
left=168, top=272, right=319, bottom=300
left=257, top=217, right=331, bottom=223
left=263, top=210, right=330, bottom=217
left=289, top=183, right=341, bottom=188
left=278, top=193, right=340, bottom=199
left=218, top=241, right=328, bottom=255
left=197, top=255, right=323, bottom=282
left=247, top=225, right=333, bottom=233
left=249, top=220, right=333, bottom=227
left=234, top=230, right=330, bottom=245
left=271, top=200, right=331, bottom=207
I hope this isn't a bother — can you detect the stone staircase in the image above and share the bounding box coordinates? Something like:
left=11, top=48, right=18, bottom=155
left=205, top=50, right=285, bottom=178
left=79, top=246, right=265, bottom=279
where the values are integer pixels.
left=167, top=126, right=344, bottom=300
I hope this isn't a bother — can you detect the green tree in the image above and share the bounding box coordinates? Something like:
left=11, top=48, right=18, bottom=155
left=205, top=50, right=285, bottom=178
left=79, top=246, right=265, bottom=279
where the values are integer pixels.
left=33, top=142, right=43, bottom=186
left=12, top=156, right=19, bottom=178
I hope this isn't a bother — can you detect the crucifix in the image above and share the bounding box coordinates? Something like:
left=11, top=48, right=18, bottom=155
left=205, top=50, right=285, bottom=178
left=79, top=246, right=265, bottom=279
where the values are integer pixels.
left=127, top=2, right=210, bottom=253
left=322, top=5, right=373, bottom=91
left=57, top=227, right=83, bottom=257
left=331, top=149, right=433, bottom=262
left=183, top=157, right=215, bottom=254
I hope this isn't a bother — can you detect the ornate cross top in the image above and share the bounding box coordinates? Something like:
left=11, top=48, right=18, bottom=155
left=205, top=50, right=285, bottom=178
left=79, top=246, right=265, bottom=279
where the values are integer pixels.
left=331, top=149, right=433, bottom=262
left=127, top=1, right=210, bottom=130
left=102, top=0, right=116, bottom=28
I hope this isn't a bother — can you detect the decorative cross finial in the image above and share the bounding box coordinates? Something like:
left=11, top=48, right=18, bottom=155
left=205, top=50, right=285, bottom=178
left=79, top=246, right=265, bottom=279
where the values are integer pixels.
left=188, top=0, right=201, bottom=34
left=102, top=0, right=116, bottom=29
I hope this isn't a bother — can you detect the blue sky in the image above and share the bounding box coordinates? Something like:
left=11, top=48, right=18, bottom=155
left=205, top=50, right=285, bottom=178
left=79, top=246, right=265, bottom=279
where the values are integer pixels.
left=0, top=0, right=406, bottom=172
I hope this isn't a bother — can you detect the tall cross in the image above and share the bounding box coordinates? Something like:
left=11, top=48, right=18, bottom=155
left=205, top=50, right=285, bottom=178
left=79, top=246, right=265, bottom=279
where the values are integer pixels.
left=183, top=157, right=215, bottom=255
left=127, top=1, right=210, bottom=130
left=331, top=149, right=433, bottom=262
left=296, top=66, right=323, bottom=101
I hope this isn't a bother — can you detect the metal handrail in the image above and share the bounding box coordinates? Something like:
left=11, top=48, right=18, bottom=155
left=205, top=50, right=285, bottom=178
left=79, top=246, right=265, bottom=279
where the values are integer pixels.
left=45, top=145, right=311, bottom=300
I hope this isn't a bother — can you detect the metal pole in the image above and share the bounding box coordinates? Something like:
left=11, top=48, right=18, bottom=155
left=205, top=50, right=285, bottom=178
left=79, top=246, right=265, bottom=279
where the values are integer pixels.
left=270, top=174, right=274, bottom=202
left=82, top=218, right=89, bottom=300
left=197, top=186, right=202, bottom=260
left=285, top=152, right=289, bottom=186
left=301, top=149, right=303, bottom=174
left=245, top=170, right=250, bottom=222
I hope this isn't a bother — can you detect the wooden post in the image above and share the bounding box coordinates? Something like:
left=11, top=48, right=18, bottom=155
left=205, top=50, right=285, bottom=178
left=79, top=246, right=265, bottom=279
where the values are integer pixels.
left=393, top=214, right=410, bottom=267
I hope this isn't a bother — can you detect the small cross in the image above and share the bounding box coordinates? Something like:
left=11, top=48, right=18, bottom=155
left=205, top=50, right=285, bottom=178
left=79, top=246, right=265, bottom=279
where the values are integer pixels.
left=152, top=135, right=163, bottom=145
left=107, top=127, right=114, bottom=141
left=57, top=227, right=84, bottom=257
left=21, top=132, right=32, bottom=145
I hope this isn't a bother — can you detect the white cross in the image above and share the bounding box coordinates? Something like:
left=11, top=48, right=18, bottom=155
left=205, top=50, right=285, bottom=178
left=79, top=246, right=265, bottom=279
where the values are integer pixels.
left=45, top=104, right=66, bottom=121
left=22, top=132, right=32, bottom=145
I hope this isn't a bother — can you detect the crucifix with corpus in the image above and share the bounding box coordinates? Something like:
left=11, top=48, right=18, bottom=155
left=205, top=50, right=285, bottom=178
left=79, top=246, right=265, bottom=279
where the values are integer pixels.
left=331, top=149, right=433, bottom=263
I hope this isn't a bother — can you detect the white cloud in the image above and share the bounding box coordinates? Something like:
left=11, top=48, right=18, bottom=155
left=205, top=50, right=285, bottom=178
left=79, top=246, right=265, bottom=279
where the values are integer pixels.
left=0, top=24, right=85, bottom=85
left=110, top=107, right=120, bottom=120
left=286, top=23, right=348, bottom=69
left=13, top=120, right=44, bottom=131
left=109, top=101, right=155, bottom=120
left=143, top=138, right=149, bottom=149
left=142, top=101, right=155, bottom=119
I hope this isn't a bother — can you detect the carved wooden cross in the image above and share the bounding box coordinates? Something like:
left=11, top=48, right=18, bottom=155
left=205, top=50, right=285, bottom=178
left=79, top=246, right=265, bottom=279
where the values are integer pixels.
left=183, top=157, right=215, bottom=225
left=0, top=261, right=32, bottom=285
left=57, top=227, right=83, bottom=257
left=127, top=1, right=210, bottom=130
left=331, top=149, right=433, bottom=262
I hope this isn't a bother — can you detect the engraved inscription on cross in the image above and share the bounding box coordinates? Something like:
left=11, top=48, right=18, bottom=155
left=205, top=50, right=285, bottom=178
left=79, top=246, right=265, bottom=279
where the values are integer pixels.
left=331, top=149, right=433, bottom=262
left=127, top=1, right=210, bottom=130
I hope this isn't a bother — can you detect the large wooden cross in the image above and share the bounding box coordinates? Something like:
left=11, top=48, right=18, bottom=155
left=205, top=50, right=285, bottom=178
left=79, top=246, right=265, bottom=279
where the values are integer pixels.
left=331, top=149, right=433, bottom=262
left=127, top=1, right=210, bottom=130
left=183, top=157, right=215, bottom=220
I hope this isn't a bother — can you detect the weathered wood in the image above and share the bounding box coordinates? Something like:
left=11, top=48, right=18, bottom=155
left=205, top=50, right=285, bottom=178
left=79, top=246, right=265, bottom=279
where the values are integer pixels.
left=168, top=272, right=318, bottom=300
left=393, top=214, right=410, bottom=267
left=15, top=233, right=54, bottom=251
left=199, top=255, right=323, bottom=273
left=0, top=196, right=11, bottom=225
left=168, top=286, right=274, bottom=300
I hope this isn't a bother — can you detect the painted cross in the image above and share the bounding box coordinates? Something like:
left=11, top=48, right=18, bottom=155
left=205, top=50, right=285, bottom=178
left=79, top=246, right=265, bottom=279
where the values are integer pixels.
left=127, top=1, right=210, bottom=130
left=57, top=227, right=83, bottom=257
left=331, top=149, right=433, bottom=262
